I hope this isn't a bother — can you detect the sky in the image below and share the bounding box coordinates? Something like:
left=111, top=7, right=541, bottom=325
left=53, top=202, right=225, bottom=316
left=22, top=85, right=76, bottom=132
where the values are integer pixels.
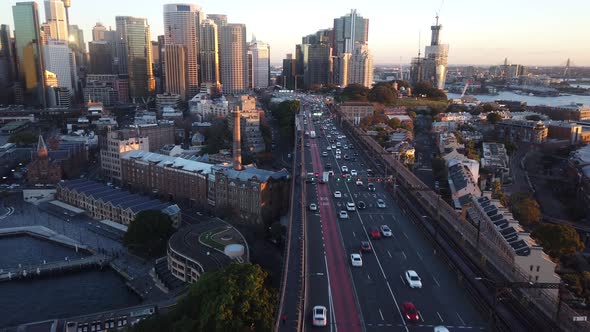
left=1, top=0, right=589, bottom=66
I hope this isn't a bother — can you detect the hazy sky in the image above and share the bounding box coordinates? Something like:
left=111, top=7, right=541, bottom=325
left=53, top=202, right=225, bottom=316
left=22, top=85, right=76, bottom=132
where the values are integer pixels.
left=2, top=0, right=589, bottom=66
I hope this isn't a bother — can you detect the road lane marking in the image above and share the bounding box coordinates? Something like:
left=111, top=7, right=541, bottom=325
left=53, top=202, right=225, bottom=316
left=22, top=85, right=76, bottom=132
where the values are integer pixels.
left=380, top=215, right=384, bottom=220
left=402, top=232, right=408, bottom=239
left=433, top=276, right=440, bottom=286
left=419, top=311, right=424, bottom=322
left=368, top=274, right=371, bottom=280
left=379, top=308, right=384, bottom=321
left=417, top=252, right=423, bottom=261
left=388, top=250, right=393, bottom=258
left=437, top=312, right=444, bottom=323
left=401, top=251, right=407, bottom=260
left=352, top=231, right=356, bottom=238
left=457, top=312, right=466, bottom=326
left=400, top=275, right=405, bottom=285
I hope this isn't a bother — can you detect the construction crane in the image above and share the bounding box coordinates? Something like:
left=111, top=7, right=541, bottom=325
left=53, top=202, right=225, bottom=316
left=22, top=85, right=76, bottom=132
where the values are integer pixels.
left=564, top=58, right=571, bottom=78
left=460, top=81, right=470, bottom=98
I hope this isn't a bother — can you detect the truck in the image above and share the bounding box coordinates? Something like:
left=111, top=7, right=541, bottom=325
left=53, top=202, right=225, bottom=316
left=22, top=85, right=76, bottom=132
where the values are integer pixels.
left=322, top=171, right=329, bottom=183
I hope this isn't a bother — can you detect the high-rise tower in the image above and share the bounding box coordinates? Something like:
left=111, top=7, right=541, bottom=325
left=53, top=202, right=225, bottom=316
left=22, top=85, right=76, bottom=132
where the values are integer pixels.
left=200, top=19, right=220, bottom=84
left=219, top=23, right=247, bottom=94
left=44, top=0, right=69, bottom=41
left=424, top=15, right=449, bottom=90
left=248, top=36, right=270, bottom=89
left=163, top=4, right=203, bottom=100
left=333, top=10, right=369, bottom=57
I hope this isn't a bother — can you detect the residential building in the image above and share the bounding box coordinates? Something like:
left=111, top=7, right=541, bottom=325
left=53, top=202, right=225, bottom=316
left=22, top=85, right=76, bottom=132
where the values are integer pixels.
left=100, top=129, right=149, bottom=182
left=545, top=121, right=583, bottom=145
left=219, top=23, right=248, bottom=94
left=44, top=0, right=69, bottom=41
left=481, top=143, right=510, bottom=179
left=200, top=19, right=220, bottom=85
left=88, top=41, right=114, bottom=74
left=348, top=43, right=373, bottom=88
left=56, top=179, right=181, bottom=227
left=156, top=93, right=182, bottom=111
left=189, top=92, right=229, bottom=120
left=84, top=74, right=127, bottom=106
left=496, top=119, right=548, bottom=144
left=133, top=123, right=175, bottom=152
left=13, top=2, right=47, bottom=107
left=248, top=37, right=270, bottom=89
left=338, top=101, right=373, bottom=125
left=228, top=95, right=265, bottom=153
left=528, top=104, right=590, bottom=121
left=116, top=16, right=154, bottom=99
left=163, top=4, right=203, bottom=100
left=448, top=161, right=481, bottom=211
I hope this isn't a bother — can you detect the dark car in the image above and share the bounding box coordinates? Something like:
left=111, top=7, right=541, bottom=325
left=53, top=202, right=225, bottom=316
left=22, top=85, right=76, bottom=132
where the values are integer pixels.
left=367, top=183, right=375, bottom=191
left=402, top=302, right=419, bottom=322
left=369, top=227, right=381, bottom=239
left=357, top=201, right=366, bottom=209
left=360, top=241, right=372, bottom=252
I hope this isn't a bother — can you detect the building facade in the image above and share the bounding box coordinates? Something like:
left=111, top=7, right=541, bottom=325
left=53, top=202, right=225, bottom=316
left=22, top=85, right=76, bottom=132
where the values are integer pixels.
left=88, top=41, right=114, bottom=74
left=199, top=19, right=220, bottom=85
left=44, top=0, right=69, bottom=41
left=338, top=101, right=374, bottom=125
left=496, top=119, right=548, bottom=144
left=248, top=38, right=270, bottom=89
left=348, top=43, right=373, bottom=88
left=100, top=130, right=150, bottom=182
left=219, top=24, right=248, bottom=94
left=43, top=39, right=76, bottom=95
left=116, top=16, right=154, bottom=100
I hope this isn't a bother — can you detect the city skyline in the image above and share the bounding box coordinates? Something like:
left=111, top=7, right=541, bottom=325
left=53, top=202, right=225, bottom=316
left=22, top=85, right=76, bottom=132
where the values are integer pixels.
left=0, top=0, right=588, bottom=67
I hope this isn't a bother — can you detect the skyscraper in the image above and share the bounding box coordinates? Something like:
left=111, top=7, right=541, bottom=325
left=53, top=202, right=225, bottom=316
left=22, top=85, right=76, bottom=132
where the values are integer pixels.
left=116, top=16, right=154, bottom=100
left=92, top=22, right=107, bottom=41
left=348, top=43, right=373, bottom=88
left=0, top=25, right=16, bottom=88
left=163, top=4, right=203, bottom=100
left=12, top=2, right=47, bottom=107
left=305, top=43, right=332, bottom=87
left=333, top=10, right=369, bottom=56
left=200, top=19, right=220, bottom=84
left=219, top=23, right=247, bottom=94
left=164, top=44, right=186, bottom=100
left=281, top=53, right=296, bottom=90
left=88, top=40, right=114, bottom=74
left=411, top=16, right=449, bottom=90
left=44, top=0, right=69, bottom=41
left=248, top=37, right=270, bottom=89
left=43, top=39, right=75, bottom=95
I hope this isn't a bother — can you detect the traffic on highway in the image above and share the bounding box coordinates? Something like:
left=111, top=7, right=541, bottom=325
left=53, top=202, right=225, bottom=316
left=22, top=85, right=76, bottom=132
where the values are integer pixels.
left=298, top=95, right=487, bottom=332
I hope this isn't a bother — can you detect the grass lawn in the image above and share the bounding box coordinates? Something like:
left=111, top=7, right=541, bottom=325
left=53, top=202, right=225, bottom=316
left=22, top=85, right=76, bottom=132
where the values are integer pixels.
left=200, top=227, right=227, bottom=251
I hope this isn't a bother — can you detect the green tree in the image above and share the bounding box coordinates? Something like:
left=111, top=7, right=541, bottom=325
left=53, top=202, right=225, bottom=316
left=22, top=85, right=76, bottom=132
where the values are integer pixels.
left=123, top=210, right=175, bottom=257
left=202, top=118, right=230, bottom=154
left=400, top=121, right=414, bottom=132
left=532, top=224, right=585, bottom=259
left=482, top=103, right=494, bottom=113
left=272, top=100, right=300, bottom=141
left=9, top=131, right=36, bottom=146
left=341, top=84, right=370, bottom=101
left=486, top=112, right=502, bottom=124
left=412, top=81, right=448, bottom=100
left=491, top=180, right=502, bottom=199
left=509, top=192, right=542, bottom=226
left=408, top=111, right=417, bottom=120
left=368, top=83, right=396, bottom=104
left=388, top=117, right=401, bottom=129
left=131, top=263, right=276, bottom=332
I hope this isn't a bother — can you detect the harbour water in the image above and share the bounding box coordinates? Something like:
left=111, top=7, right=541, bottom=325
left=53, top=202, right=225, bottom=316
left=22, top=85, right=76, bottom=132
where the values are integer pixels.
left=0, top=235, right=140, bottom=328
left=447, top=91, right=590, bottom=106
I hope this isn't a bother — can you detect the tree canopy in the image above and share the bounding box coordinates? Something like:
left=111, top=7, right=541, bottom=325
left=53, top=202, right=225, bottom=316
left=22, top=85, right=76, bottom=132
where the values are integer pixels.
left=9, top=131, right=36, bottom=146
left=202, top=118, right=231, bottom=154
left=272, top=100, right=300, bottom=141
left=123, top=210, right=175, bottom=257
left=486, top=112, right=503, bottom=124
left=509, top=192, right=542, bottom=226
left=368, top=82, right=397, bottom=104
left=532, top=224, right=585, bottom=259
left=131, top=263, right=276, bottom=332
left=412, top=81, right=448, bottom=100
left=341, top=84, right=370, bottom=101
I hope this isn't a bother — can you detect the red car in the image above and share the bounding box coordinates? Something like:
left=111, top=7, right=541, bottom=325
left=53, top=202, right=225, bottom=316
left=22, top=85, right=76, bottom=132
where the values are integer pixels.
left=360, top=241, right=372, bottom=252
left=402, top=302, right=419, bottom=322
left=369, top=227, right=381, bottom=240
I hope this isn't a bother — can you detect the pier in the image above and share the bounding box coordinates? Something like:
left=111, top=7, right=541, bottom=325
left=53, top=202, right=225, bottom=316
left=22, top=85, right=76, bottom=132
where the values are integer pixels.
left=0, top=254, right=110, bottom=282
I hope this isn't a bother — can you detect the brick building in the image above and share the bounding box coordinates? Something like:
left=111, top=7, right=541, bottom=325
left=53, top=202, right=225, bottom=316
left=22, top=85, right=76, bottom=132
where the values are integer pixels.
left=338, top=101, right=374, bottom=125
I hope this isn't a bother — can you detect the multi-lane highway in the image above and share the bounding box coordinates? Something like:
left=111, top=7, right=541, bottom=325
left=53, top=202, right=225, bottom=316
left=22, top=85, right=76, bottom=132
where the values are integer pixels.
left=300, top=102, right=488, bottom=332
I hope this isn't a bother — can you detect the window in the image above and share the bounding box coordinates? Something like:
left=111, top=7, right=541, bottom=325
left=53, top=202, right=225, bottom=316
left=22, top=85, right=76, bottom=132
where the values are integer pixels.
left=530, top=265, right=533, bottom=272
left=536, top=266, right=540, bottom=272
left=535, top=276, right=539, bottom=282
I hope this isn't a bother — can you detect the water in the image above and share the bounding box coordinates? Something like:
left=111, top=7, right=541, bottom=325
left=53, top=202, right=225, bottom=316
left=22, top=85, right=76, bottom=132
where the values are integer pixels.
left=447, top=91, right=590, bottom=106
left=0, top=236, right=141, bottom=328
left=0, top=235, right=87, bottom=269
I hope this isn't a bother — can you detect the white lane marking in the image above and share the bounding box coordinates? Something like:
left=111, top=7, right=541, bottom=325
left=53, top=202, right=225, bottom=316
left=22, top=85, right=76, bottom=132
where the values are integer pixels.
left=457, top=312, right=466, bottom=326
left=388, top=250, right=393, bottom=258
left=380, top=215, right=384, bottom=220
left=400, top=274, right=405, bottom=285
left=433, top=276, right=440, bottom=287
left=419, top=311, right=424, bottom=322
left=417, top=252, right=423, bottom=261
left=352, top=231, right=356, bottom=238
left=437, top=312, right=444, bottom=323
left=401, top=251, right=407, bottom=260
left=368, top=274, right=371, bottom=280
left=402, top=232, right=408, bottom=239
left=379, top=308, right=385, bottom=321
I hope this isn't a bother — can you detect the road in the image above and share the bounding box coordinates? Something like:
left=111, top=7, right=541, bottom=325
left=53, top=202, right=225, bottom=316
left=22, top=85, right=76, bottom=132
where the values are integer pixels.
left=302, top=108, right=487, bottom=331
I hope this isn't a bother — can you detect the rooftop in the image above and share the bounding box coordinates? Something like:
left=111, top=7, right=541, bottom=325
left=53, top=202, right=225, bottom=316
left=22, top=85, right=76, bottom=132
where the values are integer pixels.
left=122, top=150, right=215, bottom=175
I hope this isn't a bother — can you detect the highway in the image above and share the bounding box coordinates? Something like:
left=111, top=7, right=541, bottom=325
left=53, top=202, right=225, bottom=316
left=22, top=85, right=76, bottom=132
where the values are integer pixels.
left=301, top=103, right=487, bottom=332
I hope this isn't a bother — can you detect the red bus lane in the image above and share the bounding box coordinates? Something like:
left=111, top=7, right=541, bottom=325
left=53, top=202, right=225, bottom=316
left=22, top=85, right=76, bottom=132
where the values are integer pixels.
left=308, top=130, right=362, bottom=331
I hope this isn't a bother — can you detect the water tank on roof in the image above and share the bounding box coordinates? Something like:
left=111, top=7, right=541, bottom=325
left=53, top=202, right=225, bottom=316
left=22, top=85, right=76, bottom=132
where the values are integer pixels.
left=224, top=244, right=245, bottom=258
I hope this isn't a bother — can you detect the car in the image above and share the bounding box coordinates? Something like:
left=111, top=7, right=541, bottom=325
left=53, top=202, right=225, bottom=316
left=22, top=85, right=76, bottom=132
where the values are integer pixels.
left=350, top=253, right=362, bottom=267
left=336, top=142, right=341, bottom=147
left=380, top=225, right=392, bottom=237
left=339, top=210, right=349, bottom=219
left=377, top=199, right=386, bottom=208
left=343, top=154, right=350, bottom=160
left=335, top=154, right=341, bottom=159
left=350, top=169, right=358, bottom=176
left=357, top=201, right=366, bottom=209
left=433, top=327, right=450, bottom=332
left=402, top=302, right=420, bottom=322
left=335, top=149, right=341, bottom=155
left=341, top=165, right=348, bottom=173
left=331, top=144, right=336, bottom=149
left=367, top=169, right=374, bottom=177
left=343, top=145, right=348, bottom=149
left=312, top=305, right=328, bottom=327
left=346, top=202, right=356, bottom=211
left=367, top=183, right=375, bottom=191
left=360, top=241, right=372, bottom=252
left=405, top=270, right=423, bottom=289
left=322, top=151, right=328, bottom=157
left=369, top=227, right=381, bottom=239
left=305, top=142, right=310, bottom=147
left=355, top=180, right=363, bottom=186
left=309, top=203, right=318, bottom=211
left=326, top=146, right=332, bottom=151
left=334, top=191, right=342, bottom=198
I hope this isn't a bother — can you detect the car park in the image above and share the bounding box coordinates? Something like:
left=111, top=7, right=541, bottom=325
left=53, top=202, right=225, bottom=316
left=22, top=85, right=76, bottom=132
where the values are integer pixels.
left=350, top=253, right=363, bottom=267
left=380, top=225, right=392, bottom=237
left=377, top=199, right=386, bottom=208
left=339, top=210, right=349, bottom=219
left=405, top=270, right=423, bottom=289
left=312, top=306, right=328, bottom=327
left=346, top=202, right=356, bottom=211
left=360, top=241, right=372, bottom=252
left=334, top=191, right=342, bottom=198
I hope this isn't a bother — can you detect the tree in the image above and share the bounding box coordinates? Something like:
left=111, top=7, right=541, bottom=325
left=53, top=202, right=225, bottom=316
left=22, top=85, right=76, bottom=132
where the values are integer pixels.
left=400, top=121, right=414, bottom=132
left=486, top=112, right=502, bottom=124
left=202, top=118, right=230, bottom=154
left=131, top=263, right=276, bottom=332
left=509, top=192, right=541, bottom=226
left=388, top=117, right=401, bottom=129
left=491, top=180, right=502, bottom=198
left=272, top=100, right=300, bottom=142
left=408, top=111, right=417, bottom=120
left=525, top=114, right=542, bottom=121
left=341, top=84, right=370, bottom=101
left=9, top=131, right=36, bottom=146
left=368, top=83, right=396, bottom=104
left=532, top=224, right=585, bottom=259
left=412, top=81, right=448, bottom=100
left=123, top=210, right=175, bottom=257
left=482, top=103, right=494, bottom=113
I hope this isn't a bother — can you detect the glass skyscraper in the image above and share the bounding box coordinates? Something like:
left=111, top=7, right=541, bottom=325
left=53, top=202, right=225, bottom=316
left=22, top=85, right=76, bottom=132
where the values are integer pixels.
left=116, top=16, right=154, bottom=100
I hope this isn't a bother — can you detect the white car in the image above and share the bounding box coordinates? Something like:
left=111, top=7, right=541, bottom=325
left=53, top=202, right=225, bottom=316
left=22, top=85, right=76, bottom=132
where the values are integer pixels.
left=312, top=305, right=328, bottom=327
left=377, top=199, right=386, bottom=208
left=331, top=144, right=336, bottom=149
left=322, top=151, right=328, bottom=157
left=346, top=202, right=356, bottom=211
left=405, top=270, right=423, bottom=289
left=380, top=225, right=392, bottom=237
left=335, top=154, right=341, bottom=159
left=334, top=191, right=342, bottom=198
left=341, top=165, right=348, bottom=173
left=326, top=146, right=332, bottom=151
left=356, top=180, right=363, bottom=186
left=433, top=327, right=449, bottom=332
left=335, top=149, right=341, bottom=155
left=350, top=169, right=358, bottom=176
left=309, top=203, right=318, bottom=211
left=350, top=253, right=363, bottom=267
left=339, top=210, right=349, bottom=219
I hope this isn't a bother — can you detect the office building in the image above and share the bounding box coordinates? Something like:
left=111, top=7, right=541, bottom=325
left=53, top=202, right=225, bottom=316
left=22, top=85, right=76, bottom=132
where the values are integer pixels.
left=156, top=93, right=182, bottom=111
left=0, top=25, right=17, bottom=102
left=200, top=19, right=220, bottom=84
left=44, top=0, right=69, bottom=41
left=163, top=4, right=203, bottom=100
left=13, top=2, right=47, bottom=107
left=88, top=40, right=114, bottom=74
left=305, top=43, right=332, bottom=87
left=348, top=43, right=373, bottom=88
left=333, top=10, right=369, bottom=56
left=43, top=39, right=76, bottom=95
left=281, top=53, right=296, bottom=90
left=248, top=37, right=270, bottom=89
left=219, top=24, right=248, bottom=94
left=163, top=44, right=186, bottom=99
left=68, top=24, right=85, bottom=52
left=116, top=16, right=154, bottom=100
left=92, top=22, right=107, bottom=41
left=151, top=40, right=159, bottom=67
left=84, top=74, right=128, bottom=106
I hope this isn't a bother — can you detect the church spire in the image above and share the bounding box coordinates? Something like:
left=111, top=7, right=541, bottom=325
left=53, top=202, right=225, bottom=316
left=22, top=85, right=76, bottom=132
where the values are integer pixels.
left=37, top=135, right=48, bottom=158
